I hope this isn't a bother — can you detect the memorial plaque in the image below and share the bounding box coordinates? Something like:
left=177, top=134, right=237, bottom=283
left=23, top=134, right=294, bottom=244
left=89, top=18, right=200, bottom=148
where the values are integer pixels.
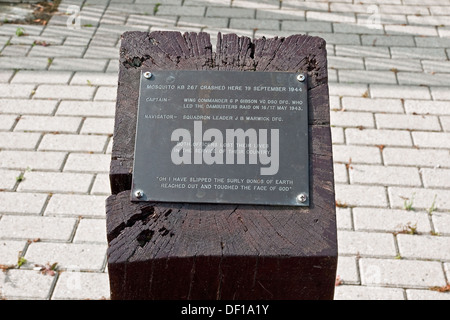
left=131, top=70, right=309, bottom=206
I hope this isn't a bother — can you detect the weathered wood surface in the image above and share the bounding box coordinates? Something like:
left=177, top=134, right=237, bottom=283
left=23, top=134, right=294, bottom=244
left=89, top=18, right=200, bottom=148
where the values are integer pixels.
left=107, top=31, right=337, bottom=300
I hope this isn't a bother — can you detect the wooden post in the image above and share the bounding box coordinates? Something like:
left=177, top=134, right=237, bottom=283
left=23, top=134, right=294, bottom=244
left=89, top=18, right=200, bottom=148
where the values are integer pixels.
left=107, top=31, right=337, bottom=300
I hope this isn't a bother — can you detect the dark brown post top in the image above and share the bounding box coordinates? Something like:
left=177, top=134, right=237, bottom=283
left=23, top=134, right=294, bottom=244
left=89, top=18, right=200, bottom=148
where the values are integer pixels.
left=106, top=31, right=337, bottom=300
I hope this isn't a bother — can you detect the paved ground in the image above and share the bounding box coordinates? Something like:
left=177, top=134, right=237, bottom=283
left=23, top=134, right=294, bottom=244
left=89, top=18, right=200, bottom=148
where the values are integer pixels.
left=0, top=0, right=449, bottom=300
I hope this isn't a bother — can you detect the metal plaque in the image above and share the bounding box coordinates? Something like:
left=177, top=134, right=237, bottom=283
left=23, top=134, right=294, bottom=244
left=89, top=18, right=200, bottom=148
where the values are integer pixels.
left=131, top=70, right=309, bottom=206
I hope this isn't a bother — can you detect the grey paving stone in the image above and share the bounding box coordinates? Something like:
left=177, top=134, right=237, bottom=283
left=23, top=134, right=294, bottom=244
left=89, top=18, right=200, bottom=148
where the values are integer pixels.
left=328, top=56, right=365, bottom=70
left=84, top=46, right=119, bottom=59
left=370, top=85, right=431, bottom=100
left=362, top=35, right=415, bottom=47
left=376, top=114, right=441, bottom=131
left=349, top=164, right=421, bottom=187
left=336, top=256, right=359, bottom=284
left=357, top=13, right=407, bottom=25
left=441, top=116, right=450, bottom=132
left=341, top=97, right=404, bottom=113
left=385, top=24, right=438, bottom=37
left=0, top=151, right=66, bottom=171
left=38, top=134, right=108, bottom=152
left=184, top=0, right=229, bottom=6
left=90, top=173, right=111, bottom=195
left=416, top=37, right=450, bottom=48
left=73, top=218, right=107, bottom=243
left=391, top=47, right=448, bottom=60
left=0, top=99, right=58, bottom=115
left=0, top=57, right=49, bottom=70
left=422, top=60, right=450, bottom=73
left=0, top=269, right=54, bottom=299
left=335, top=45, right=390, bottom=58
left=422, top=168, right=450, bottom=188
left=52, top=271, right=110, bottom=300
left=404, top=100, right=450, bottom=116
left=359, top=258, right=446, bottom=287
left=331, top=127, right=345, bottom=144
left=11, top=71, right=73, bottom=84
left=365, top=58, right=423, bottom=72
left=335, top=184, right=388, bottom=207
left=8, top=35, right=64, bottom=46
left=281, top=0, right=328, bottom=11
left=70, top=72, right=117, bottom=86
left=433, top=213, right=450, bottom=235
left=332, top=145, right=382, bottom=164
left=338, top=230, right=397, bottom=257
left=0, top=169, right=21, bottom=190
left=94, top=86, right=117, bottom=101
left=334, top=285, right=405, bottom=300
left=397, top=234, right=450, bottom=261
left=17, top=171, right=93, bottom=193
left=388, top=187, right=450, bottom=211
left=63, top=153, right=110, bottom=173
left=0, top=70, right=14, bottom=83
left=126, top=15, right=177, bottom=26
left=34, top=85, right=96, bottom=100
left=0, top=240, right=27, bottom=265
left=0, top=131, right=37, bottom=150
left=334, top=163, right=348, bottom=183
left=407, top=15, right=450, bottom=26
left=25, top=242, right=107, bottom=271
left=0, top=25, right=44, bottom=36
left=339, top=70, right=398, bottom=84
left=307, top=11, right=356, bottom=23
left=0, top=215, right=76, bottom=241
left=331, top=110, right=375, bottom=128
left=353, top=208, right=431, bottom=234
left=397, top=72, right=450, bottom=87
left=329, top=83, right=368, bottom=97
left=45, top=194, right=107, bottom=217
left=0, top=192, right=48, bottom=215
left=28, top=45, right=86, bottom=58
left=430, top=87, right=450, bottom=100
left=56, top=101, right=115, bottom=117
left=282, top=21, right=332, bottom=32
left=345, top=128, right=412, bottom=147
left=178, top=17, right=228, bottom=28
left=383, top=147, right=450, bottom=168
left=15, top=115, right=82, bottom=133
left=49, top=58, right=108, bottom=72
left=156, top=5, right=206, bottom=16
left=308, top=32, right=361, bottom=45
left=0, top=114, right=17, bottom=131
left=256, top=9, right=305, bottom=20
left=412, top=131, right=450, bottom=149
left=80, top=118, right=114, bottom=134
left=406, top=289, right=450, bottom=300
left=336, top=207, right=353, bottom=230
left=230, top=18, right=279, bottom=30
left=333, top=22, right=384, bottom=35
left=0, top=44, right=31, bottom=56
left=0, top=84, right=35, bottom=99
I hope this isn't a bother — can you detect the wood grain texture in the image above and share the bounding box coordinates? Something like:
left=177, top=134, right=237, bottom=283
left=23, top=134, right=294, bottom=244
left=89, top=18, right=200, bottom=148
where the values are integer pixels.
left=107, top=31, right=337, bottom=300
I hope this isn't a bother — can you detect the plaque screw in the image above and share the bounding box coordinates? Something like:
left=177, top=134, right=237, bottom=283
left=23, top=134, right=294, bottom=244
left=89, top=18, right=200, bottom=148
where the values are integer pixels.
left=143, top=72, right=152, bottom=79
left=135, top=190, right=144, bottom=199
left=297, top=74, right=305, bottom=82
left=296, top=193, right=307, bottom=203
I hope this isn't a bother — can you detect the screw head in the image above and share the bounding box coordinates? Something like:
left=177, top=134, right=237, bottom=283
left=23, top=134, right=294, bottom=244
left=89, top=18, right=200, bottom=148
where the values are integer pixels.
left=297, top=74, right=305, bottom=82
left=134, top=190, right=144, bottom=199
left=143, top=71, right=152, bottom=79
left=296, top=193, right=307, bottom=203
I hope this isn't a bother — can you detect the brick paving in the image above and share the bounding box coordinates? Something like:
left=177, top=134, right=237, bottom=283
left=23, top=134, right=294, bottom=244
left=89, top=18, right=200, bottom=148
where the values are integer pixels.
left=0, top=0, right=449, bottom=300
